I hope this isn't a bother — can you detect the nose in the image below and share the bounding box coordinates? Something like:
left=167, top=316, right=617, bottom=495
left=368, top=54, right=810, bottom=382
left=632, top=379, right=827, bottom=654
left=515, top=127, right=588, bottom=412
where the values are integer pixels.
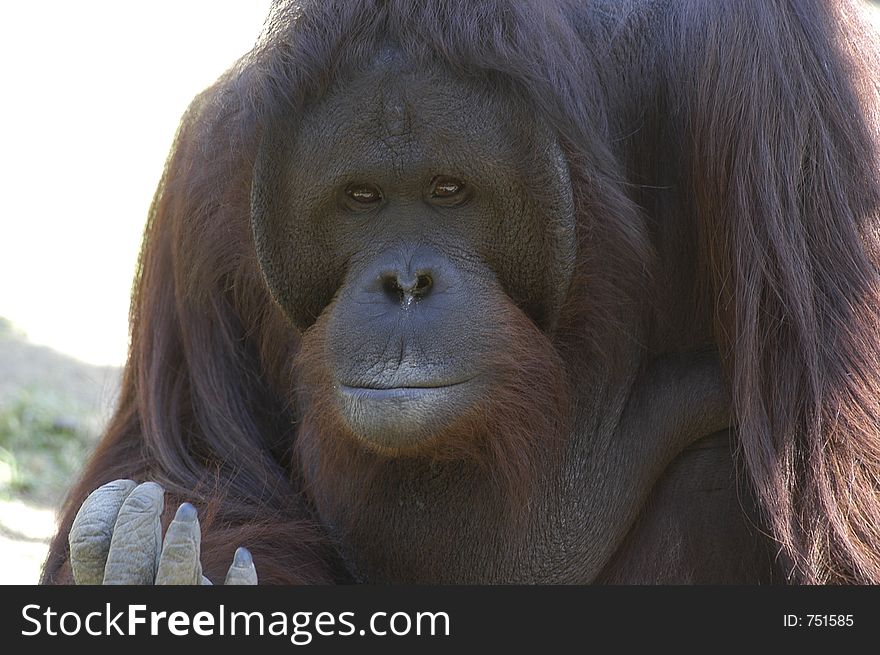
left=361, top=248, right=455, bottom=310
left=380, top=269, right=434, bottom=306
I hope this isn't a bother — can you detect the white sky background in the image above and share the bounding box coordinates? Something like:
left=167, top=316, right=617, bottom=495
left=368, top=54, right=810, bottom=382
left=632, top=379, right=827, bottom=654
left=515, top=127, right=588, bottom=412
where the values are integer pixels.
left=0, top=1, right=273, bottom=366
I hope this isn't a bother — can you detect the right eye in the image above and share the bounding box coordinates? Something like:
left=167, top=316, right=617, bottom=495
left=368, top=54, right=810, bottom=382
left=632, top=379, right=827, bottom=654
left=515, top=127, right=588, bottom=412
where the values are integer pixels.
left=345, top=183, right=383, bottom=205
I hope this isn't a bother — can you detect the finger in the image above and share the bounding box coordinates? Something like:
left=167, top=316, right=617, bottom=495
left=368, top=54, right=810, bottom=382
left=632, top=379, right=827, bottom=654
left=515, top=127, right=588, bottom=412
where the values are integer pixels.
left=102, top=481, right=165, bottom=585
left=155, top=503, right=203, bottom=585
left=224, top=547, right=258, bottom=585
left=69, top=479, right=138, bottom=585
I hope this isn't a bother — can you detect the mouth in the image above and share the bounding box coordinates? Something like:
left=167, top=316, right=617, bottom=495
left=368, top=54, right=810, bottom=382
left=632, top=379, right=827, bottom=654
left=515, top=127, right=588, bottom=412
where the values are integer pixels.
left=339, top=378, right=472, bottom=397
left=334, top=378, right=477, bottom=449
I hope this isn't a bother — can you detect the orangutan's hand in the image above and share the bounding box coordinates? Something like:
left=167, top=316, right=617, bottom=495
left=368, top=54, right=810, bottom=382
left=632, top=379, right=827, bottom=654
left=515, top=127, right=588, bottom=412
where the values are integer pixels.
left=68, top=479, right=257, bottom=585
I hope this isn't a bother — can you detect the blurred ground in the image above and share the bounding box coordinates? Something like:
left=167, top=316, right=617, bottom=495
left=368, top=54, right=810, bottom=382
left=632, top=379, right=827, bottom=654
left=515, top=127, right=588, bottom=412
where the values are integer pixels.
left=0, top=500, right=59, bottom=584
left=0, top=318, right=119, bottom=584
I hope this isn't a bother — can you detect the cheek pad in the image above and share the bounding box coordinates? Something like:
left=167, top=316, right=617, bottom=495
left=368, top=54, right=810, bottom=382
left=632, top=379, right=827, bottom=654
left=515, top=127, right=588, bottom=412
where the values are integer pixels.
left=251, top=137, right=341, bottom=331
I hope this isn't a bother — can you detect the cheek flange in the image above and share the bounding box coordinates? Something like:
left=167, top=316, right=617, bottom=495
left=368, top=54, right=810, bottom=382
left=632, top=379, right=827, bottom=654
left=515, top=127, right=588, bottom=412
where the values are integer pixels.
left=251, top=134, right=341, bottom=331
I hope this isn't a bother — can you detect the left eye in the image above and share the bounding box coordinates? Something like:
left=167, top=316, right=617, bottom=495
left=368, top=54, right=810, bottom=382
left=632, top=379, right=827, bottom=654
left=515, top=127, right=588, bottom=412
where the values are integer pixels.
left=345, top=183, right=383, bottom=205
left=430, top=177, right=465, bottom=199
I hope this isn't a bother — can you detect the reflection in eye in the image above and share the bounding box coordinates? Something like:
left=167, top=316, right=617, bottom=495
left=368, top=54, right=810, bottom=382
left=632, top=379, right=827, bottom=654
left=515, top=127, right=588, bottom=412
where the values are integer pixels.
left=431, top=177, right=465, bottom=198
left=346, top=184, right=382, bottom=204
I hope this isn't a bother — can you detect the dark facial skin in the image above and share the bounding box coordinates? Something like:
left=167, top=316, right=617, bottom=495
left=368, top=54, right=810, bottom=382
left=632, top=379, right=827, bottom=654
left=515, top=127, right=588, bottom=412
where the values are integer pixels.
left=249, top=56, right=737, bottom=583
left=253, top=57, right=576, bottom=452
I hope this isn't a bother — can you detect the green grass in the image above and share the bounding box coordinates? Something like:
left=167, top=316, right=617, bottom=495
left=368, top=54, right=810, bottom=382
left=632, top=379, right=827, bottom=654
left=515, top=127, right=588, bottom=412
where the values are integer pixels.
left=0, top=388, right=100, bottom=507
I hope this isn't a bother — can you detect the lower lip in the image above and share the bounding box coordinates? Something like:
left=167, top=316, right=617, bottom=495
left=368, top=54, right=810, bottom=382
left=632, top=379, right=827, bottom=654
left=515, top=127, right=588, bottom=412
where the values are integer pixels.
left=334, top=380, right=475, bottom=448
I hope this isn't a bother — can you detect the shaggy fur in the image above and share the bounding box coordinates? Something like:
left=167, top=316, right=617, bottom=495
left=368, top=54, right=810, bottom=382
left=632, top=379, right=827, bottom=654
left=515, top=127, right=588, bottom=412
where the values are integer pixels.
left=43, top=0, right=880, bottom=585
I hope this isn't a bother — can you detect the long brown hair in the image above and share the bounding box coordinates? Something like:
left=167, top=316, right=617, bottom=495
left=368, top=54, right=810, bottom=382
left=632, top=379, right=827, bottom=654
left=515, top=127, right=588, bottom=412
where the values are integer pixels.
left=43, top=0, right=880, bottom=584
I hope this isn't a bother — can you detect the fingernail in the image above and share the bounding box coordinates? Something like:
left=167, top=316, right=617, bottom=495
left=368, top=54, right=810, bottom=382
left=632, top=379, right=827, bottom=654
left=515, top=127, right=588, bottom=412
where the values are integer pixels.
left=175, top=503, right=198, bottom=522
left=234, top=547, right=253, bottom=567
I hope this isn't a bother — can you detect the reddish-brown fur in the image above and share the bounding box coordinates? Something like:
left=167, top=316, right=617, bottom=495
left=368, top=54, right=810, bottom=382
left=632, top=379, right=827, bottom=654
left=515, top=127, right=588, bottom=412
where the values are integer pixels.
left=294, top=292, right=571, bottom=521
left=42, top=0, right=880, bottom=584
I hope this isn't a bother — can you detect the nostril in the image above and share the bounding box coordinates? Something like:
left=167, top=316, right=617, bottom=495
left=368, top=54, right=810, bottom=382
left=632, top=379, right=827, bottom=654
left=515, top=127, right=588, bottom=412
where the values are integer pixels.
left=382, top=274, right=405, bottom=303
left=379, top=270, right=434, bottom=305
left=413, top=273, right=433, bottom=298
